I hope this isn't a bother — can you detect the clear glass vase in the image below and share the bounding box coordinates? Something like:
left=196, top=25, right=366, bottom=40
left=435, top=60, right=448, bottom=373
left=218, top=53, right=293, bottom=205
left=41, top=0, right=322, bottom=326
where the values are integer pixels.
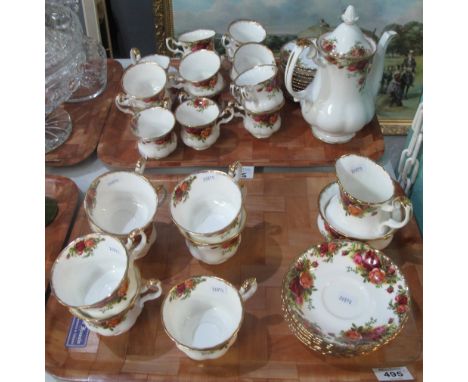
left=45, top=1, right=85, bottom=153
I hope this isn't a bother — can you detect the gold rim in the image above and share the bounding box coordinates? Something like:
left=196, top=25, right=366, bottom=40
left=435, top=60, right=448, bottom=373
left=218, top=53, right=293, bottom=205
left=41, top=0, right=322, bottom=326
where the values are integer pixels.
left=178, top=29, right=216, bottom=43
left=50, top=233, right=130, bottom=309
left=335, top=154, right=396, bottom=207
left=234, top=64, right=278, bottom=87
left=317, top=181, right=395, bottom=241
left=179, top=49, right=221, bottom=84
left=232, top=42, right=275, bottom=73
left=185, top=208, right=247, bottom=247
left=281, top=240, right=411, bottom=355
left=161, top=275, right=247, bottom=352
left=175, top=97, right=220, bottom=129
left=170, top=170, right=244, bottom=237
left=130, top=106, right=176, bottom=140
left=121, top=61, right=167, bottom=100
left=84, top=171, right=159, bottom=238
left=227, top=19, right=266, bottom=44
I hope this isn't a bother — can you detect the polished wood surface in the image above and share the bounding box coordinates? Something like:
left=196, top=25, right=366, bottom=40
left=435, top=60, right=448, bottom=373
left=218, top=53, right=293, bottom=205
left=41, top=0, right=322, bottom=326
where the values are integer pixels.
left=46, top=60, right=123, bottom=166
left=97, top=62, right=385, bottom=169
left=45, top=175, right=79, bottom=290
left=45, top=173, right=422, bottom=381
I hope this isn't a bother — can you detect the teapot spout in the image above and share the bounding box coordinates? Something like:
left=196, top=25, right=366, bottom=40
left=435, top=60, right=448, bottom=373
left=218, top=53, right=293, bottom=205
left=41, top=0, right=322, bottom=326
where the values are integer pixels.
left=366, top=30, right=397, bottom=99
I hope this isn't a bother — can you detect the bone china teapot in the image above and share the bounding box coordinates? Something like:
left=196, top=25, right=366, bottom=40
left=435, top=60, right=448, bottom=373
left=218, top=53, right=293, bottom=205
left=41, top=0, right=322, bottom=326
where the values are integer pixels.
left=284, top=5, right=396, bottom=144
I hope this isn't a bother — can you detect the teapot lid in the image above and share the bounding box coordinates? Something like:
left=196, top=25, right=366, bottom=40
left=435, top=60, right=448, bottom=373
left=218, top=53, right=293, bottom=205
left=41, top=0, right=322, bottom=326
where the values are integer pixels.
left=318, top=5, right=375, bottom=60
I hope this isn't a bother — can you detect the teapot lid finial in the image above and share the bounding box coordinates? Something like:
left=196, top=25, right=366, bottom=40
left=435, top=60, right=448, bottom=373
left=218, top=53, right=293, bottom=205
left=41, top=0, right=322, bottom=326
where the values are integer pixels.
left=342, top=5, right=359, bottom=25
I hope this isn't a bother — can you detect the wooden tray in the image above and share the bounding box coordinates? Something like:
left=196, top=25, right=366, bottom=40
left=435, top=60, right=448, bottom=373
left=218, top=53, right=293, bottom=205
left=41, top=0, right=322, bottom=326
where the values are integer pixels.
left=97, top=65, right=385, bottom=169
left=46, top=60, right=124, bottom=167
left=45, top=173, right=422, bottom=381
left=45, top=175, right=80, bottom=290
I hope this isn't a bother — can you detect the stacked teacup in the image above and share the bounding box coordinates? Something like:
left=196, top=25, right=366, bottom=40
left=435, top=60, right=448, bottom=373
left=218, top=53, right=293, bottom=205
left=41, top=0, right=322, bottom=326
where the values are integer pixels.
left=50, top=233, right=163, bottom=336
left=317, top=154, right=413, bottom=249
left=223, top=20, right=284, bottom=139
left=170, top=161, right=246, bottom=264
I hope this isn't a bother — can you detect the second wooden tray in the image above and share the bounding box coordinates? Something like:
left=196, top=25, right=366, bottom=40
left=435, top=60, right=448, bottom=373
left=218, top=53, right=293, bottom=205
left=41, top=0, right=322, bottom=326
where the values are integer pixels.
left=46, top=173, right=422, bottom=381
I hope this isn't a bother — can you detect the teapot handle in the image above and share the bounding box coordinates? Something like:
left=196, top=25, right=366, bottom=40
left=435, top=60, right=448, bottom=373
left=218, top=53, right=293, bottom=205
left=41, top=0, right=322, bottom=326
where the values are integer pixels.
left=284, top=39, right=315, bottom=102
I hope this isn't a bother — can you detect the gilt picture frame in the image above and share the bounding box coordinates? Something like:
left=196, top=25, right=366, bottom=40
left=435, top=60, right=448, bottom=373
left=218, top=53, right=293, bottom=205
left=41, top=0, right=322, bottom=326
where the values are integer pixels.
left=165, top=0, right=422, bottom=135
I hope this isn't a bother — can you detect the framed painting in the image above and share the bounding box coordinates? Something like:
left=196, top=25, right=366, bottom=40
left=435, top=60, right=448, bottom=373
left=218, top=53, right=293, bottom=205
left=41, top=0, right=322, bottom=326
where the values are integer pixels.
left=165, top=0, right=422, bottom=134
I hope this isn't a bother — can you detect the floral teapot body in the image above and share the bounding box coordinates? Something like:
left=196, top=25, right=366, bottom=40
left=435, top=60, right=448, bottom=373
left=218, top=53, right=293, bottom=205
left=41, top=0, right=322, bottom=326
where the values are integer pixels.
left=284, top=5, right=396, bottom=143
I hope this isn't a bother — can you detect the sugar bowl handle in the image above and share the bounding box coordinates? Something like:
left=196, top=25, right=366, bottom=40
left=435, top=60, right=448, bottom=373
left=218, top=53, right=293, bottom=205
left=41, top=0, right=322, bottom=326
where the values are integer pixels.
left=239, top=278, right=257, bottom=302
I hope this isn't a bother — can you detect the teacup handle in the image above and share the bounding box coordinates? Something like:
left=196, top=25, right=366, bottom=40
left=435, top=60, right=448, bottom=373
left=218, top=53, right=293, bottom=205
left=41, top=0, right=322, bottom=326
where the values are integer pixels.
left=126, top=228, right=148, bottom=260
left=166, top=37, right=183, bottom=56
left=155, top=184, right=167, bottom=207
left=135, top=157, right=147, bottom=175
left=139, top=278, right=162, bottom=306
left=221, top=34, right=231, bottom=49
left=216, top=102, right=235, bottom=128
left=239, top=278, right=257, bottom=302
left=130, top=47, right=141, bottom=65
left=168, top=71, right=185, bottom=90
left=115, top=92, right=135, bottom=115
left=378, top=196, right=413, bottom=232
left=228, top=161, right=242, bottom=183
left=230, top=84, right=242, bottom=103
left=177, top=90, right=192, bottom=104
left=233, top=102, right=246, bottom=120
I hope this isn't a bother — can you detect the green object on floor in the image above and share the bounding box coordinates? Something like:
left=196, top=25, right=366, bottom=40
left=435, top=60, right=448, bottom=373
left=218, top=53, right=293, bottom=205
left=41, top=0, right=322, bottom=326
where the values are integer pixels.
left=46, top=197, right=58, bottom=227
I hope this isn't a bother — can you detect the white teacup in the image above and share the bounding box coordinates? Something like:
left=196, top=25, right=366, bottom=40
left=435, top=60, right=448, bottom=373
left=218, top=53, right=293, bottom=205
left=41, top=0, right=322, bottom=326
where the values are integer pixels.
left=176, top=97, right=234, bottom=150
left=234, top=101, right=284, bottom=139
left=166, top=29, right=215, bottom=57
left=130, top=47, right=170, bottom=70
left=71, top=267, right=162, bottom=336
left=328, top=154, right=413, bottom=238
left=51, top=233, right=133, bottom=310
left=231, top=64, right=284, bottom=113
left=84, top=159, right=166, bottom=259
left=115, top=62, right=171, bottom=115
left=170, top=162, right=244, bottom=244
left=222, top=19, right=266, bottom=61
left=233, top=43, right=276, bottom=76
left=162, top=276, right=257, bottom=360
left=185, top=207, right=246, bottom=264
left=172, top=49, right=224, bottom=98
left=130, top=107, right=177, bottom=159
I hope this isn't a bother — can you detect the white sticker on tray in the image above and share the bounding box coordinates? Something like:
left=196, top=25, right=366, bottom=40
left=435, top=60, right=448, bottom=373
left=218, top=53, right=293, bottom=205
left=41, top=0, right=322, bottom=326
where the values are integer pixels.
left=373, top=367, right=414, bottom=381
left=241, top=166, right=254, bottom=179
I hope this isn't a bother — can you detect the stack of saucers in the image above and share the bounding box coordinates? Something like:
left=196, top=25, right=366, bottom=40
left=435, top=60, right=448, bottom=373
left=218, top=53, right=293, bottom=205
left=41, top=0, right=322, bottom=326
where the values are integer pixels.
left=279, top=39, right=318, bottom=93
left=281, top=240, right=411, bottom=357
left=170, top=161, right=246, bottom=265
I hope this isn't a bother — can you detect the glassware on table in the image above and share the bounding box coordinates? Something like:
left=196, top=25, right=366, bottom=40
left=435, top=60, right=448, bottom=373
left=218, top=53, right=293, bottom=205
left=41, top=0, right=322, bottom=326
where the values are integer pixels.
left=68, top=36, right=107, bottom=103
left=45, top=1, right=85, bottom=153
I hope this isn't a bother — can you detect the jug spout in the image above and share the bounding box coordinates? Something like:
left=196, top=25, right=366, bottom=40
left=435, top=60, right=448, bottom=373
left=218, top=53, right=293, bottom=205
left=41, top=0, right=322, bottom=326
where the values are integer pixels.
left=366, top=30, right=397, bottom=99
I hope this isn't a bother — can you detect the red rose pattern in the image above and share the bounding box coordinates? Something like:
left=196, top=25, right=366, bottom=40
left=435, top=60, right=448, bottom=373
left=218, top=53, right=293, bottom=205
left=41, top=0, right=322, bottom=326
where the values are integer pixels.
left=67, top=236, right=104, bottom=258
